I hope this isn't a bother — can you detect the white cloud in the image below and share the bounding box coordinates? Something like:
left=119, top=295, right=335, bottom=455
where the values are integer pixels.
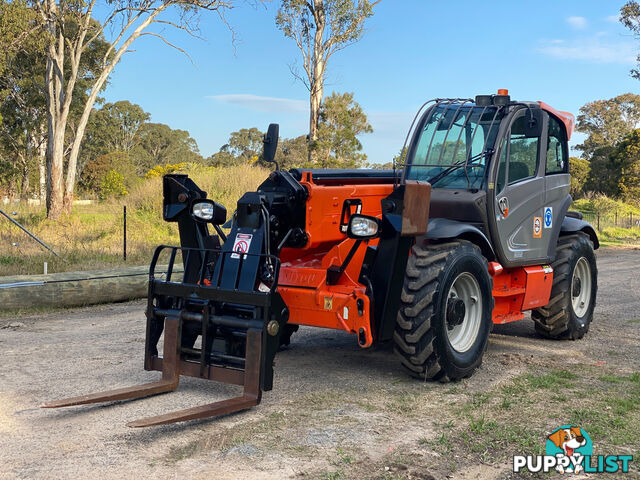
left=566, top=16, right=588, bottom=29
left=537, top=36, right=636, bottom=64
left=207, top=94, right=308, bottom=114
left=605, top=14, right=620, bottom=24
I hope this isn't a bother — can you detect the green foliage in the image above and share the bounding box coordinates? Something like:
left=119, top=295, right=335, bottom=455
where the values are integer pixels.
left=275, top=135, right=309, bottom=169
left=277, top=0, right=376, bottom=49
left=133, top=122, right=203, bottom=174
left=144, top=163, right=187, bottom=178
left=314, top=92, right=372, bottom=168
left=210, top=127, right=264, bottom=167
left=576, top=93, right=640, bottom=156
left=598, top=226, right=640, bottom=245
left=621, top=1, right=640, bottom=79
left=80, top=152, right=134, bottom=195
left=572, top=195, right=640, bottom=216
left=569, top=157, right=590, bottom=198
left=100, top=170, right=128, bottom=199
left=210, top=130, right=310, bottom=170
left=610, top=129, right=640, bottom=201
left=81, top=101, right=150, bottom=173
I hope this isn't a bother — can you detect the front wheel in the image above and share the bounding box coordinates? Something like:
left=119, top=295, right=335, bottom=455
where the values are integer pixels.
left=394, top=240, right=493, bottom=381
left=532, top=233, right=597, bottom=339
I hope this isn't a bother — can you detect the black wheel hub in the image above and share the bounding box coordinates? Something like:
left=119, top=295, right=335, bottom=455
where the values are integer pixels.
left=446, top=298, right=466, bottom=330
left=572, top=276, right=582, bottom=297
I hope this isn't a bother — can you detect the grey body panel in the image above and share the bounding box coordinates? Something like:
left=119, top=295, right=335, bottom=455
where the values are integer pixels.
left=429, top=188, right=489, bottom=235
left=487, top=108, right=570, bottom=267
left=424, top=217, right=496, bottom=261
left=561, top=216, right=600, bottom=249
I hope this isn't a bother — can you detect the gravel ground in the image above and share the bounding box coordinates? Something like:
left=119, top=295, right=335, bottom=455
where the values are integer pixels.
left=0, top=247, right=638, bottom=479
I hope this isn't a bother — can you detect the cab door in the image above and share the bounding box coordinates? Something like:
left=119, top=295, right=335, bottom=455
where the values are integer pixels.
left=543, top=112, right=572, bottom=256
left=491, top=109, right=551, bottom=266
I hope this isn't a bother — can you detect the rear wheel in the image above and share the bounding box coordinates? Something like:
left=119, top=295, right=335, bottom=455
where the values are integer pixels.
left=394, top=240, right=493, bottom=381
left=532, top=233, right=597, bottom=339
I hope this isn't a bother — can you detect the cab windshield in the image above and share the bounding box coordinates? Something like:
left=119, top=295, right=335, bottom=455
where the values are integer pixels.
left=405, top=104, right=502, bottom=189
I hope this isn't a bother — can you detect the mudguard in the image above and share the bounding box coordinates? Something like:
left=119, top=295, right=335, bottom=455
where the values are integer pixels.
left=424, top=217, right=496, bottom=261
left=560, top=216, right=600, bottom=249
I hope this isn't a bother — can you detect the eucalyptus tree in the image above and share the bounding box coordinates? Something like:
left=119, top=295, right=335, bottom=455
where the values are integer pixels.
left=276, top=0, right=380, bottom=163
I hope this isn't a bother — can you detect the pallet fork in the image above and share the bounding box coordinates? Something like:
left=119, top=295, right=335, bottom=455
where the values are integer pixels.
left=44, top=245, right=288, bottom=428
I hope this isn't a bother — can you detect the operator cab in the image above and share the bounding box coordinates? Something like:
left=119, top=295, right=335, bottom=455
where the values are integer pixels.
left=402, top=92, right=574, bottom=268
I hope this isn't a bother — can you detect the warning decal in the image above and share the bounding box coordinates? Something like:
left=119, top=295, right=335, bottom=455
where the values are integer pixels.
left=231, top=233, right=253, bottom=259
left=533, top=217, right=542, bottom=239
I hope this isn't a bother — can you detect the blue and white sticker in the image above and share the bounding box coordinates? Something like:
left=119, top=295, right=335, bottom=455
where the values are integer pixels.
left=544, top=207, right=553, bottom=228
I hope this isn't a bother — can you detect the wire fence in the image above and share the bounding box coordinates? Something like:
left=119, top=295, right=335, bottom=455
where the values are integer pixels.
left=580, top=211, right=640, bottom=231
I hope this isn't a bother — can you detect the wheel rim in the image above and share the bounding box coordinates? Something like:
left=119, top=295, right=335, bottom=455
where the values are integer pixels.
left=445, top=272, right=482, bottom=353
left=572, top=257, right=592, bottom=318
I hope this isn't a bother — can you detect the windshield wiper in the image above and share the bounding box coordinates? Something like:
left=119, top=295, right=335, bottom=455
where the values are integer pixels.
left=427, top=148, right=495, bottom=187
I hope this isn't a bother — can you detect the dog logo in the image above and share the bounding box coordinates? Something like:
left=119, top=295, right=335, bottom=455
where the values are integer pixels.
left=546, top=425, right=592, bottom=474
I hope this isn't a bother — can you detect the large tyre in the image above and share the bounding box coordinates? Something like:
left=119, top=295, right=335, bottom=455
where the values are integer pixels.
left=394, top=240, right=493, bottom=381
left=532, top=233, right=597, bottom=340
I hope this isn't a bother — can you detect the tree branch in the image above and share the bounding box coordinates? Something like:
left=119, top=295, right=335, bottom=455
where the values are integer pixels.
left=139, top=31, right=196, bottom=66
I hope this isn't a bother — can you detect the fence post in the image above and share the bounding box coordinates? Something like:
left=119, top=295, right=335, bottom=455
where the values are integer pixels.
left=123, top=205, right=127, bottom=262
left=631, top=212, right=633, bottom=228
left=597, top=213, right=600, bottom=231
left=615, top=210, right=618, bottom=227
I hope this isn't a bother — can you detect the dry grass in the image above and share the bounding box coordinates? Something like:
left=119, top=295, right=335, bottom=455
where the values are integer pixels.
left=0, top=165, right=269, bottom=276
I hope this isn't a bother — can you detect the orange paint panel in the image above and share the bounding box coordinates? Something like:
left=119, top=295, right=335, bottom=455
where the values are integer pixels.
left=521, top=266, right=553, bottom=310
left=292, top=171, right=394, bottom=253
left=489, top=264, right=554, bottom=324
left=275, top=171, right=394, bottom=347
left=278, top=285, right=373, bottom=346
left=538, top=101, right=575, bottom=140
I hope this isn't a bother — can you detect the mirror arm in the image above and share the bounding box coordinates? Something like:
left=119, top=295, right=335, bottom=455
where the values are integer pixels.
left=213, top=224, right=227, bottom=243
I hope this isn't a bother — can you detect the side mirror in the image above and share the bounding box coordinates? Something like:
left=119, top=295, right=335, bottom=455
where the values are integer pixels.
left=524, top=109, right=543, bottom=138
left=346, top=214, right=381, bottom=240
left=191, top=199, right=227, bottom=225
left=263, top=123, right=279, bottom=166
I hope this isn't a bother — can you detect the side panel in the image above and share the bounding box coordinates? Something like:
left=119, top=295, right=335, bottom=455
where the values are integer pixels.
left=490, top=108, right=555, bottom=267
left=490, top=263, right=553, bottom=324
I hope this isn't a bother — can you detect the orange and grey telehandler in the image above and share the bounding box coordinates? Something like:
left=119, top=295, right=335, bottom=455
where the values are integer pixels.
left=45, top=92, right=599, bottom=427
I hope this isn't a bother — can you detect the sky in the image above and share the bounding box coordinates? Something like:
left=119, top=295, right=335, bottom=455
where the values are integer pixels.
left=100, top=0, right=640, bottom=164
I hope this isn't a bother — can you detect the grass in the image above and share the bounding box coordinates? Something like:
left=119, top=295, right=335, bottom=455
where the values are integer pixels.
left=0, top=164, right=269, bottom=276
left=152, top=365, right=640, bottom=478
left=443, top=366, right=640, bottom=471
left=598, top=226, right=640, bottom=246
left=572, top=195, right=640, bottom=245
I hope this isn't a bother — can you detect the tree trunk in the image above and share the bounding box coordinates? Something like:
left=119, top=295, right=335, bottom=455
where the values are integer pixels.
left=44, top=0, right=66, bottom=219
left=63, top=84, right=101, bottom=211
left=38, top=128, right=47, bottom=205
left=20, top=155, right=30, bottom=198
left=308, top=0, right=326, bottom=165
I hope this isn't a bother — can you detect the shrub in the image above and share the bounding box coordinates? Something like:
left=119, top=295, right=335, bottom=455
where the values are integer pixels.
left=144, top=163, right=186, bottom=179
left=100, top=170, right=128, bottom=199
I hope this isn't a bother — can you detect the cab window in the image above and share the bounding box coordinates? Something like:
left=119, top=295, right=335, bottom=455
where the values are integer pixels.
left=546, top=115, right=568, bottom=174
left=507, top=114, right=539, bottom=184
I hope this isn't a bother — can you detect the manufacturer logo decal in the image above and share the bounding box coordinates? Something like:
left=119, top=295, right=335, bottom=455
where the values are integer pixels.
left=533, top=217, right=542, bottom=238
left=231, top=233, right=253, bottom=259
left=544, top=207, right=553, bottom=228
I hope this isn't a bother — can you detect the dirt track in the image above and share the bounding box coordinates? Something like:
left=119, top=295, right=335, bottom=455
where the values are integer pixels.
left=1, top=247, right=639, bottom=479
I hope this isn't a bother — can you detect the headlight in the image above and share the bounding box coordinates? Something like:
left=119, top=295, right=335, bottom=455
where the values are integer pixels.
left=192, top=202, right=215, bottom=221
left=347, top=215, right=380, bottom=239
